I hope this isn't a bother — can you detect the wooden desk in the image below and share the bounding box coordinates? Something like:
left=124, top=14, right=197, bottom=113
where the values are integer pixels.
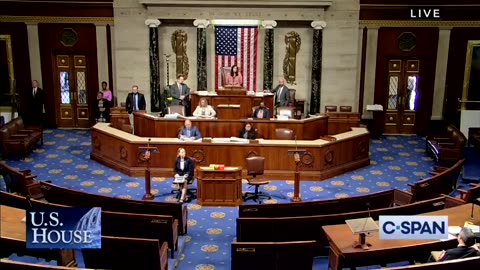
left=197, top=167, right=242, bottom=206
left=323, top=204, right=480, bottom=270
left=191, top=93, right=274, bottom=119
left=133, top=112, right=328, bottom=140
left=91, top=123, right=370, bottom=180
left=325, top=112, right=361, bottom=135
left=0, top=205, right=77, bottom=267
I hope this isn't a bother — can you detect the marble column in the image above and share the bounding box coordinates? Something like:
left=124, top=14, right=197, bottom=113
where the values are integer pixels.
left=95, top=24, right=109, bottom=90
left=194, top=19, right=209, bottom=91
left=145, top=19, right=161, bottom=112
left=362, top=26, right=379, bottom=119
left=432, top=27, right=451, bottom=119
left=309, top=21, right=326, bottom=114
left=261, top=20, right=277, bottom=91
left=26, top=22, right=42, bottom=85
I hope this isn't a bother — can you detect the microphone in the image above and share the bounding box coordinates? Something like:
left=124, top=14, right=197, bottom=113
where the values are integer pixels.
left=26, top=195, right=33, bottom=208
left=470, top=203, right=475, bottom=220
left=366, top=203, right=371, bottom=217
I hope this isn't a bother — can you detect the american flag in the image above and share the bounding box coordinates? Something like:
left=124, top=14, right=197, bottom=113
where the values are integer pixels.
left=215, top=26, right=258, bottom=91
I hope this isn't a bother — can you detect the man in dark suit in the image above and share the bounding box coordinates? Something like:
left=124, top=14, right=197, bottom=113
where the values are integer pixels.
left=178, top=119, right=202, bottom=140
left=125, top=85, right=146, bottom=133
left=170, top=75, right=191, bottom=111
left=272, top=79, right=290, bottom=107
left=253, top=102, right=270, bottom=119
left=435, top=227, right=480, bottom=261
left=30, top=80, right=44, bottom=126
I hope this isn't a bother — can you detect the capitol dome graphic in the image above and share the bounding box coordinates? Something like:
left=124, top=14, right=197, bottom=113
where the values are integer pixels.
left=74, top=207, right=102, bottom=248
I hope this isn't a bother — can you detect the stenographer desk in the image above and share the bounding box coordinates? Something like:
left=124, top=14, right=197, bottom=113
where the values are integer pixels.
left=91, top=123, right=370, bottom=179
left=0, top=205, right=77, bottom=267
left=323, top=203, right=480, bottom=270
left=133, top=112, right=328, bottom=140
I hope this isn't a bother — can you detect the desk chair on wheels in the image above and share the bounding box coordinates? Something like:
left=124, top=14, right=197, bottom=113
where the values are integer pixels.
left=170, top=157, right=197, bottom=202
left=244, top=156, right=271, bottom=203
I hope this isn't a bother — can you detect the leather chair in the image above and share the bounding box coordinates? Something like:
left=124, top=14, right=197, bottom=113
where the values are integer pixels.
left=244, top=156, right=271, bottom=203
left=168, top=105, right=186, bottom=116
left=276, top=106, right=295, bottom=119
left=325, top=105, right=337, bottom=112
left=339, top=106, right=352, bottom=112
left=288, top=89, right=296, bottom=107
left=171, top=157, right=197, bottom=202
left=275, top=128, right=294, bottom=140
left=221, top=66, right=231, bottom=87
left=251, top=106, right=270, bottom=119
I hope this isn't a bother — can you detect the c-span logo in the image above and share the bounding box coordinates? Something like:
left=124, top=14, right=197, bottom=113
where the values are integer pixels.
left=26, top=207, right=101, bottom=249
left=379, top=216, right=448, bottom=240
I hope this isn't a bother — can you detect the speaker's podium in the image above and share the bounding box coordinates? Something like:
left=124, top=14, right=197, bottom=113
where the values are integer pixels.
left=197, top=165, right=242, bottom=206
left=345, top=217, right=379, bottom=250
left=217, top=86, right=246, bottom=96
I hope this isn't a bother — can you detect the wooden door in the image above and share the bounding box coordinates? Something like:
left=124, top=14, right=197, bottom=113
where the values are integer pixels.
left=54, top=55, right=90, bottom=128
left=384, top=59, right=420, bottom=134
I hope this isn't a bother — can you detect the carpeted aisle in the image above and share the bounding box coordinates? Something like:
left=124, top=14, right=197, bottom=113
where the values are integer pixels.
left=3, top=129, right=475, bottom=269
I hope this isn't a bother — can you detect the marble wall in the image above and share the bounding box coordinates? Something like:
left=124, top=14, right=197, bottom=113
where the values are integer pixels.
left=113, top=0, right=360, bottom=114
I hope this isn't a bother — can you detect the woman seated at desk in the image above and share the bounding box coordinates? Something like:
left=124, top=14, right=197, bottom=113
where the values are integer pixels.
left=226, top=65, right=243, bottom=87
left=173, top=148, right=195, bottom=203
left=193, top=98, right=216, bottom=118
left=239, top=123, right=257, bottom=139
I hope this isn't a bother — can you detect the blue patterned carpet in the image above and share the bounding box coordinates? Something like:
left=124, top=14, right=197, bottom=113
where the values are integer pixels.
left=1, top=129, right=478, bottom=270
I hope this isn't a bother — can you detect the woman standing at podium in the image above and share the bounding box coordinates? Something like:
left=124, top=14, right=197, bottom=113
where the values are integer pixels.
left=193, top=98, right=216, bottom=118
left=174, top=148, right=194, bottom=203
left=226, top=65, right=243, bottom=86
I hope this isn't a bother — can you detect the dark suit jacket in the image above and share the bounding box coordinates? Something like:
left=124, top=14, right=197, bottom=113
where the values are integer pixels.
left=30, top=87, right=44, bottom=113
left=125, top=93, right=146, bottom=114
left=239, top=129, right=257, bottom=140
left=178, top=126, right=202, bottom=139
left=174, top=157, right=195, bottom=183
left=272, top=85, right=290, bottom=106
left=97, top=98, right=111, bottom=122
left=442, top=246, right=480, bottom=261
left=253, top=107, right=270, bottom=119
left=170, top=83, right=191, bottom=106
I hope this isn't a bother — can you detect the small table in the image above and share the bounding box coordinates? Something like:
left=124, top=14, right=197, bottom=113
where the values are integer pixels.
left=197, top=166, right=242, bottom=206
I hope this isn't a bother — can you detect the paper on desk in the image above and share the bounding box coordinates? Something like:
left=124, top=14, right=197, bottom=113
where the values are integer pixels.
left=21, top=216, right=26, bottom=223
left=440, top=233, right=457, bottom=241
left=464, top=223, right=480, bottom=233
left=448, top=226, right=462, bottom=235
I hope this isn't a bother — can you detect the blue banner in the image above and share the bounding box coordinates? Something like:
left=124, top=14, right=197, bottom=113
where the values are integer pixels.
left=26, top=207, right=101, bottom=249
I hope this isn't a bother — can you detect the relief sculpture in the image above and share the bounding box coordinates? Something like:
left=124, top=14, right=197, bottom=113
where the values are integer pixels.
left=171, top=30, right=189, bottom=79
left=283, top=31, right=301, bottom=84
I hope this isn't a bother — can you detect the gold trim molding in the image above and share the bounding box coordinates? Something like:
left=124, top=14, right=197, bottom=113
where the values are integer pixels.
left=0, top=16, right=114, bottom=25
left=360, top=20, right=480, bottom=28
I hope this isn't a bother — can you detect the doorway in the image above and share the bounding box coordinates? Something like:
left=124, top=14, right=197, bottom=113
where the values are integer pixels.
left=384, top=59, right=420, bottom=134
left=53, top=55, right=91, bottom=128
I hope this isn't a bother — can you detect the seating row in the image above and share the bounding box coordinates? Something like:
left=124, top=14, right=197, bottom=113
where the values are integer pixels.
left=0, top=191, right=170, bottom=268
left=39, top=181, right=188, bottom=236
left=0, top=117, right=43, bottom=158
left=236, top=195, right=464, bottom=254
left=426, top=125, right=466, bottom=166
left=0, top=162, right=43, bottom=199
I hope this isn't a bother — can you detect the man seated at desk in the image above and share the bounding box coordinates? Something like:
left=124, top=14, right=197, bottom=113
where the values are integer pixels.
left=179, top=119, right=202, bottom=140
left=239, top=123, right=257, bottom=139
left=253, top=102, right=270, bottom=119
left=431, top=227, right=480, bottom=262
left=193, top=98, right=216, bottom=119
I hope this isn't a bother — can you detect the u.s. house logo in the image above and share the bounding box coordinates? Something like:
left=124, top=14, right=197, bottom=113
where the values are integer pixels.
left=26, top=207, right=102, bottom=249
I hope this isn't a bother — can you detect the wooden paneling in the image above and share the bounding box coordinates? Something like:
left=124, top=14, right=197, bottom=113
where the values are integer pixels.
left=191, top=94, right=274, bottom=119
left=132, top=112, right=328, bottom=140
left=374, top=27, right=438, bottom=135
left=325, top=112, right=361, bottom=135
left=0, top=22, right=31, bottom=112
left=444, top=27, right=480, bottom=125
left=0, top=1, right=113, bottom=18
left=38, top=23, right=98, bottom=127
left=90, top=125, right=371, bottom=180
